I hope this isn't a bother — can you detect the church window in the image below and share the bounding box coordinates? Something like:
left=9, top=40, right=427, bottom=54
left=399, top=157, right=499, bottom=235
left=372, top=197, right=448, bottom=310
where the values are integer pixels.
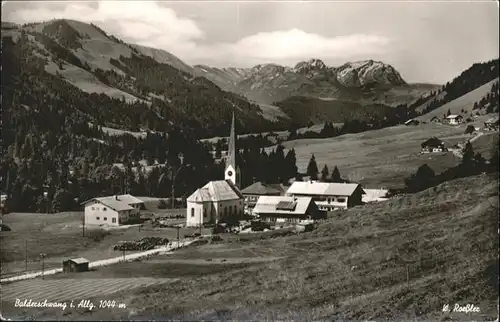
left=191, top=208, right=195, bottom=217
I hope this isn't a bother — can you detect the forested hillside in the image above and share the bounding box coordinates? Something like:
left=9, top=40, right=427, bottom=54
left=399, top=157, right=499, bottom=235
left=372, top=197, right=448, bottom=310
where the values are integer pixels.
left=0, top=33, right=299, bottom=213
left=415, top=59, right=499, bottom=114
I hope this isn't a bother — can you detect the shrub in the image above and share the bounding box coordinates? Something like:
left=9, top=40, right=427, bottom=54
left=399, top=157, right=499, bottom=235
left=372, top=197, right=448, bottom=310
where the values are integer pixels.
left=157, top=199, right=168, bottom=209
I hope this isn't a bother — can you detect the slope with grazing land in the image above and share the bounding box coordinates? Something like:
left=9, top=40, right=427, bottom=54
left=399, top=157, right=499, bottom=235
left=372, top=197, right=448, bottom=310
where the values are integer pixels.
left=265, top=115, right=497, bottom=188
left=413, top=58, right=499, bottom=117
left=417, top=78, right=499, bottom=121
left=2, top=173, right=497, bottom=321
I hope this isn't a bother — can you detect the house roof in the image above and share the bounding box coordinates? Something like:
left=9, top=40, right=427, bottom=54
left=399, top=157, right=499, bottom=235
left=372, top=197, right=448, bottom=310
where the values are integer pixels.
left=187, top=180, right=243, bottom=203
left=286, top=181, right=365, bottom=197
left=421, top=137, right=444, bottom=148
left=253, top=196, right=316, bottom=216
left=81, top=194, right=143, bottom=211
left=82, top=196, right=135, bottom=212
left=446, top=114, right=462, bottom=119
left=404, top=119, right=418, bottom=124
left=241, top=182, right=282, bottom=195
left=112, top=194, right=144, bottom=204
left=67, top=257, right=89, bottom=264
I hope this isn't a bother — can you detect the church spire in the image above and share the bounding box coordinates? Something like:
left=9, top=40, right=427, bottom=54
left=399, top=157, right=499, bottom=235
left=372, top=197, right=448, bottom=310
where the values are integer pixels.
left=225, top=111, right=238, bottom=186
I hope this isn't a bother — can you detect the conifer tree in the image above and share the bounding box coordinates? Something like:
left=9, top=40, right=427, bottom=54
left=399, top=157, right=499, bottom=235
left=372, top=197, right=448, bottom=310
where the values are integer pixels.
left=330, top=166, right=342, bottom=183
left=306, top=154, right=319, bottom=180
left=320, top=165, right=329, bottom=182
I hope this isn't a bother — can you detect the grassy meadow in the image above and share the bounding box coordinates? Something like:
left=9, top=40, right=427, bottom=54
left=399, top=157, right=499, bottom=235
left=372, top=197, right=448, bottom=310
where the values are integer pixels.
left=1, top=173, right=497, bottom=321
left=0, top=210, right=209, bottom=277
left=266, top=115, right=498, bottom=188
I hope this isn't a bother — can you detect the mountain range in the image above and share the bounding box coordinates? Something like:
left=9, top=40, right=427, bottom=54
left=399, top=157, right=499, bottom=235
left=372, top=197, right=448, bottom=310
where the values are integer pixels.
left=195, top=59, right=439, bottom=106
left=2, top=19, right=498, bottom=137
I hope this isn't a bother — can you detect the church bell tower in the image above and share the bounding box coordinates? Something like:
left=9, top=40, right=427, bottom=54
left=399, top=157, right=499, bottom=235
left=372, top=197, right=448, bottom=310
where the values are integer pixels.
left=225, top=112, right=239, bottom=187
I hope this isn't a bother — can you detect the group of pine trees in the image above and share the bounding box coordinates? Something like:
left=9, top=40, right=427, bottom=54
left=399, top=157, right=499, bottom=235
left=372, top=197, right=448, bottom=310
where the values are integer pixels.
left=303, top=154, right=344, bottom=183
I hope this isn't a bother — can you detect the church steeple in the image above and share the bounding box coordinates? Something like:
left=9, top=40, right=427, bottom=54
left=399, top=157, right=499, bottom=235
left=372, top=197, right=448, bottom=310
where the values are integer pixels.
left=225, top=112, right=239, bottom=187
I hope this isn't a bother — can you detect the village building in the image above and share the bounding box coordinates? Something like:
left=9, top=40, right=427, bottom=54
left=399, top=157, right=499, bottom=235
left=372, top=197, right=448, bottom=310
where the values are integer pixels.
left=362, top=189, right=389, bottom=203
left=185, top=180, right=244, bottom=227
left=421, top=137, right=447, bottom=153
left=81, top=194, right=144, bottom=227
left=240, top=182, right=288, bottom=214
left=446, top=114, right=463, bottom=125
left=430, top=116, right=441, bottom=124
left=404, top=119, right=420, bottom=126
left=252, top=196, right=324, bottom=224
left=484, top=117, right=499, bottom=131
left=186, top=112, right=244, bottom=227
left=62, top=257, right=90, bottom=273
left=285, top=181, right=365, bottom=211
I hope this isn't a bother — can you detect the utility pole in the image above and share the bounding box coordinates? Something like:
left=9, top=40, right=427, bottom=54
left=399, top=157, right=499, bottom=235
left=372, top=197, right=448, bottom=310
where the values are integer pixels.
left=171, top=154, right=187, bottom=210
left=40, top=253, right=46, bottom=279
left=25, top=240, right=28, bottom=271
left=176, top=226, right=180, bottom=248
left=199, top=211, right=202, bottom=236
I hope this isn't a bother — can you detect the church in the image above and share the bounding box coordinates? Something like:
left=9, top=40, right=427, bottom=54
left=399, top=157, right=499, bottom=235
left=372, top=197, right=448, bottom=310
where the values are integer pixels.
left=185, top=113, right=244, bottom=227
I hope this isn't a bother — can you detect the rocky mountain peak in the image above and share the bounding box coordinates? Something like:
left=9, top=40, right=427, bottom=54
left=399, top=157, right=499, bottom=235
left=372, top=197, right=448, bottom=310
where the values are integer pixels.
left=293, top=58, right=327, bottom=73
left=334, top=60, right=406, bottom=87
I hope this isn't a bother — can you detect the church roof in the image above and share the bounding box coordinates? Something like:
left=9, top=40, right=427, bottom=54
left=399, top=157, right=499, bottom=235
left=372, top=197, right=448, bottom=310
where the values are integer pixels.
left=187, top=180, right=243, bottom=203
left=186, top=188, right=212, bottom=202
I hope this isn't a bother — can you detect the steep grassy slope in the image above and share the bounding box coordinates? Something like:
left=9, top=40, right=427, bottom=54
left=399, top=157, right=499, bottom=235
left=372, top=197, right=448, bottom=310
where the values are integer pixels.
left=417, top=78, right=499, bottom=121
left=6, top=173, right=497, bottom=320
left=265, top=115, right=497, bottom=187
left=413, top=58, right=499, bottom=117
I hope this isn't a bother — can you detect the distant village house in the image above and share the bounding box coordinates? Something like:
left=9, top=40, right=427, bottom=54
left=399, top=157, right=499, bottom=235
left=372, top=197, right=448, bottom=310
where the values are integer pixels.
left=421, top=137, right=447, bottom=153
left=484, top=117, right=499, bottom=131
left=446, top=114, right=463, bottom=125
left=285, top=181, right=365, bottom=211
left=430, top=116, right=441, bottom=124
left=82, top=194, right=144, bottom=227
left=404, top=119, right=420, bottom=126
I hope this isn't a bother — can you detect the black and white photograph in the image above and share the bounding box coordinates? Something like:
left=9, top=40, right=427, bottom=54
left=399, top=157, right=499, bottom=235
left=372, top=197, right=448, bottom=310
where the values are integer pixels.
left=0, top=0, right=499, bottom=320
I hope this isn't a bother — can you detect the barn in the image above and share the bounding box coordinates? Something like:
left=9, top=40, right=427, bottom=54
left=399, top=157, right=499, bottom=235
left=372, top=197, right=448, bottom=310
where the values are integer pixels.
left=421, top=137, right=447, bottom=153
left=62, top=258, right=90, bottom=273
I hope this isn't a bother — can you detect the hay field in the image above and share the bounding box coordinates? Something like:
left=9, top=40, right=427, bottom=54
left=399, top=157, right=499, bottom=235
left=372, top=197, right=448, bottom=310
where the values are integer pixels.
left=0, top=212, right=209, bottom=276
left=3, top=173, right=496, bottom=321
left=267, top=117, right=497, bottom=188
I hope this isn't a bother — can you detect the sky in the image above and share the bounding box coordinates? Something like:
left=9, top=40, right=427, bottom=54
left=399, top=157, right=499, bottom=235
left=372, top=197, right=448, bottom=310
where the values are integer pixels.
left=2, top=0, right=499, bottom=84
